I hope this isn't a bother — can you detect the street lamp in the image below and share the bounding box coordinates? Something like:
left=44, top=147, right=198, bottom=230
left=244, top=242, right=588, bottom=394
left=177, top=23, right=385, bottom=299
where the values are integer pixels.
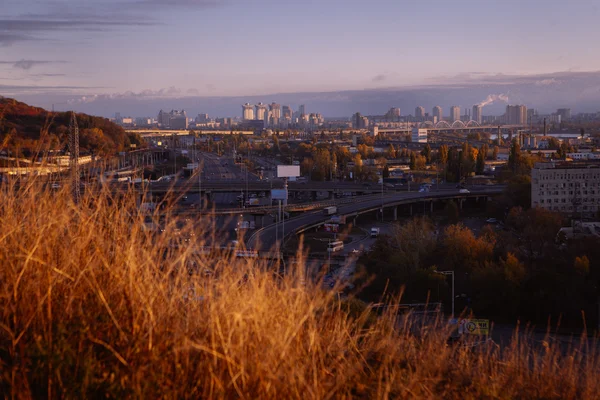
left=434, top=270, right=454, bottom=317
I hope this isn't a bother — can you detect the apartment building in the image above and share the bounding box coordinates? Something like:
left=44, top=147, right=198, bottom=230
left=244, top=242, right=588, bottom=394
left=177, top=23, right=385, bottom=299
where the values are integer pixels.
left=531, top=161, right=600, bottom=216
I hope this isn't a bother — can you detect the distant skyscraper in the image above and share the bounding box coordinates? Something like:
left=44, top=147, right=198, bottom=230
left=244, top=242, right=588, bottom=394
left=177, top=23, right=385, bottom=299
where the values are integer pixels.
left=269, top=103, right=281, bottom=119
left=255, top=103, right=267, bottom=121
left=386, top=107, right=401, bottom=119
left=299, top=104, right=306, bottom=116
left=415, top=106, right=425, bottom=120
left=157, top=109, right=187, bottom=128
left=505, top=105, right=528, bottom=125
left=556, top=108, right=571, bottom=121
left=242, top=103, right=254, bottom=120
left=282, top=105, right=292, bottom=119
left=472, top=105, right=482, bottom=124
left=432, top=106, right=443, bottom=122
left=450, top=106, right=461, bottom=122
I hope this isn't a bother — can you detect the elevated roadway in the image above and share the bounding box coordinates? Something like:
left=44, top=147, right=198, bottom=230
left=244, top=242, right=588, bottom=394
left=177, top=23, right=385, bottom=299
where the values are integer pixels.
left=248, top=187, right=504, bottom=251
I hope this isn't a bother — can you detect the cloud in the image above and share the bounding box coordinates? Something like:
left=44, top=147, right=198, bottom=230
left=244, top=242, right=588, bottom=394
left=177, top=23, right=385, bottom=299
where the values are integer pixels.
left=372, top=74, right=387, bottom=82
left=132, top=0, right=224, bottom=7
left=0, top=32, right=37, bottom=46
left=0, top=59, right=66, bottom=70
left=67, top=87, right=186, bottom=104
left=0, top=84, right=107, bottom=94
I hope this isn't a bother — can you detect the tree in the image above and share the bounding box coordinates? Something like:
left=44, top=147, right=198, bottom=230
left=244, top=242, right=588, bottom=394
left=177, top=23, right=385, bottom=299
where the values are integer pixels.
left=508, top=140, right=522, bottom=173
left=439, top=145, right=449, bottom=166
left=492, top=146, right=499, bottom=161
left=476, top=146, right=486, bottom=175
left=385, top=144, right=397, bottom=159
left=420, top=144, right=432, bottom=164
left=409, top=152, right=416, bottom=170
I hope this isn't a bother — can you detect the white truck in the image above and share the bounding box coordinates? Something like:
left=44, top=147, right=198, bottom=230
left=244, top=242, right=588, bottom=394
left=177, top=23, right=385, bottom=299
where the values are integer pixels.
left=370, top=227, right=380, bottom=238
left=323, top=206, right=337, bottom=216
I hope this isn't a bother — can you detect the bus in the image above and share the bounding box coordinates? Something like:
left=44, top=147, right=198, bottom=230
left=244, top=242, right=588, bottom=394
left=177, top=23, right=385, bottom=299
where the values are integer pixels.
left=327, top=240, right=344, bottom=253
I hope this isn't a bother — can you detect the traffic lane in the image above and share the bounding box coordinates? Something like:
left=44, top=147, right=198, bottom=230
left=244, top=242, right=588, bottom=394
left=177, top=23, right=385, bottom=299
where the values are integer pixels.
left=252, top=189, right=503, bottom=251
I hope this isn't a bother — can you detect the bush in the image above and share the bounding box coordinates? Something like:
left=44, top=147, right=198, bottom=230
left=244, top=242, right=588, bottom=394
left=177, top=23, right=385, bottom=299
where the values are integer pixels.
left=0, top=179, right=599, bottom=398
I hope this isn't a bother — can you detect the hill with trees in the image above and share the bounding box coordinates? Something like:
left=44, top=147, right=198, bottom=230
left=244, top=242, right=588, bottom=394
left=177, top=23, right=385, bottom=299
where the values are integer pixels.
left=0, top=97, right=143, bottom=157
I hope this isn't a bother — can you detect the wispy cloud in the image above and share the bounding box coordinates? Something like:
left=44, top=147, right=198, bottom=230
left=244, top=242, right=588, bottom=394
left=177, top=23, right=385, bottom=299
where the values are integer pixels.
left=67, top=87, right=186, bottom=104
left=372, top=74, right=387, bottom=83
left=0, top=59, right=67, bottom=70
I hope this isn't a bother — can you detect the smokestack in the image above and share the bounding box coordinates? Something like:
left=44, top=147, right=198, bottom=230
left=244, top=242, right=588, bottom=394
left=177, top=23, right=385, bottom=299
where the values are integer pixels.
left=543, top=118, right=547, bottom=135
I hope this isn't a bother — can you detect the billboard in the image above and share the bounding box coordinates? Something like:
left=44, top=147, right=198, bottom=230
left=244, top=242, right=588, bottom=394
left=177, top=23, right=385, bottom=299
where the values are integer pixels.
left=330, top=215, right=346, bottom=224
left=459, top=319, right=490, bottom=335
left=324, top=224, right=339, bottom=233
left=277, top=165, right=300, bottom=178
left=271, top=189, right=288, bottom=200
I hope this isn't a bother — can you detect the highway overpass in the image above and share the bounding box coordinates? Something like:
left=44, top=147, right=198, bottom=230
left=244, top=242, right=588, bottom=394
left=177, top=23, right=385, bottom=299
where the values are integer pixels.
left=247, top=187, right=504, bottom=252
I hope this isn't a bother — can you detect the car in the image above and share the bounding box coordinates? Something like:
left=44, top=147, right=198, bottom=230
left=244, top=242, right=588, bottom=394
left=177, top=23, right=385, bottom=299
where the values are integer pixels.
left=486, top=218, right=498, bottom=224
left=459, top=188, right=470, bottom=194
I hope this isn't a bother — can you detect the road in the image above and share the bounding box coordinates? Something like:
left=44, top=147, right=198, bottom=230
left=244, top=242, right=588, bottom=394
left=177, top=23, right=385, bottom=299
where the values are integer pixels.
left=248, top=187, right=503, bottom=251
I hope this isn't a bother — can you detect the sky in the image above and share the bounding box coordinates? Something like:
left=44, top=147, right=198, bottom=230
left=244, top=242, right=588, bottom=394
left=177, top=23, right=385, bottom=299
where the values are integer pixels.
left=2, top=0, right=600, bottom=117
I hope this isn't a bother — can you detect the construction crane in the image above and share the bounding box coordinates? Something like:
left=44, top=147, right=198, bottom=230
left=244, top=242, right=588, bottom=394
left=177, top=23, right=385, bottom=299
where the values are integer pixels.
left=69, top=111, right=81, bottom=203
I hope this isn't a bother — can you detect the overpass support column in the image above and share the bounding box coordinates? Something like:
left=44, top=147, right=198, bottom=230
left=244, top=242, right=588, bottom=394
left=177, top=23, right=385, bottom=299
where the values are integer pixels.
left=409, top=204, right=413, bottom=216
left=311, top=191, right=318, bottom=201
left=430, top=201, right=434, bottom=214
left=329, top=191, right=334, bottom=200
left=393, top=207, right=398, bottom=221
left=459, top=199, right=463, bottom=210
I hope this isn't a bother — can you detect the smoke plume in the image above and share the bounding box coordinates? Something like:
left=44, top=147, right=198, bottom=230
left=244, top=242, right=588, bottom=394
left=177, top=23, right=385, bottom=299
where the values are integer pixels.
left=478, top=94, right=509, bottom=107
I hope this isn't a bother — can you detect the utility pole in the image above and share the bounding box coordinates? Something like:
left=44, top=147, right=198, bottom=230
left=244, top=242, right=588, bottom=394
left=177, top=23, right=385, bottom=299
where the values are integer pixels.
left=69, top=112, right=81, bottom=204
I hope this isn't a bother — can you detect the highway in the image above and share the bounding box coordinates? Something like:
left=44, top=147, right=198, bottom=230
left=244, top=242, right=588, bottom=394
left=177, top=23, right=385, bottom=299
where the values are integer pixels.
left=248, top=187, right=504, bottom=252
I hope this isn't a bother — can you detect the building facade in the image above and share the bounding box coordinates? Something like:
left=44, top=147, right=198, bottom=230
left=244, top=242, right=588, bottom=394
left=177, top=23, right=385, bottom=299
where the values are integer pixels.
left=472, top=105, right=482, bottom=124
left=255, top=103, right=267, bottom=121
left=450, top=106, right=460, bottom=122
left=242, top=103, right=254, bottom=120
left=415, top=106, right=425, bottom=121
left=531, top=161, right=600, bottom=216
left=505, top=105, right=528, bottom=125
left=411, top=127, right=428, bottom=143
left=433, top=106, right=443, bottom=123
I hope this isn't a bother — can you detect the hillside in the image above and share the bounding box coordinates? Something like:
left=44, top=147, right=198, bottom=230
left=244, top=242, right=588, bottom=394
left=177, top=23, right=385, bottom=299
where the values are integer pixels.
left=0, top=97, right=143, bottom=156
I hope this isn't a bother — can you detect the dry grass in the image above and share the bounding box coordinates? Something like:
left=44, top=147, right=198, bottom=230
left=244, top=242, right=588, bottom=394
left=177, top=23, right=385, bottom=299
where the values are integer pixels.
left=0, top=179, right=599, bottom=399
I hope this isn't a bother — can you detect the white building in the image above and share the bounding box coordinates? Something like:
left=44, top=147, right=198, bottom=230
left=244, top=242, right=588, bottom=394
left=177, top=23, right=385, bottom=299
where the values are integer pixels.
left=531, top=161, right=600, bottom=216
left=411, top=127, right=428, bottom=143
left=242, top=103, right=254, bottom=120
left=450, top=106, right=461, bottom=122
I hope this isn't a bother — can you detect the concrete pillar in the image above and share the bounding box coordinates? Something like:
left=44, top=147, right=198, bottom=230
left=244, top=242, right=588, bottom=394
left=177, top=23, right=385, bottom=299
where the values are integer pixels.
left=329, top=191, right=335, bottom=200
left=410, top=204, right=413, bottom=216
left=311, top=191, right=318, bottom=201
left=430, top=201, right=434, bottom=214
left=459, top=199, right=463, bottom=210
left=393, top=207, right=398, bottom=221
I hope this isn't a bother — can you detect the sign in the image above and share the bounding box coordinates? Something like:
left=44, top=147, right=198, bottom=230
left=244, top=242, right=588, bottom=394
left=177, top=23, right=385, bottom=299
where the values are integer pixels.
left=459, top=319, right=489, bottom=335
left=330, top=215, right=346, bottom=224
left=246, top=198, right=259, bottom=206
left=236, top=250, right=259, bottom=258
left=271, top=189, right=288, bottom=200
left=324, top=223, right=339, bottom=233
left=187, top=163, right=198, bottom=169
left=277, top=165, right=300, bottom=178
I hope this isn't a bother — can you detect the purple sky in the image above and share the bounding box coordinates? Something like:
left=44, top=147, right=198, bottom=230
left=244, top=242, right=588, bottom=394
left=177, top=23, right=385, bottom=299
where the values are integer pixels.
left=2, top=0, right=600, bottom=116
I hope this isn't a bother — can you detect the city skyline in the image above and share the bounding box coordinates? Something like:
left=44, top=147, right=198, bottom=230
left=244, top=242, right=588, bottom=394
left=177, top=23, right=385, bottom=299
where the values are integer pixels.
left=2, top=0, right=600, bottom=113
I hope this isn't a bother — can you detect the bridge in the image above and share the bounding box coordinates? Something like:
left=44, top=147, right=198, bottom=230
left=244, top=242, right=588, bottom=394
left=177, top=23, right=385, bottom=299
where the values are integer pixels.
left=126, top=129, right=254, bottom=138
left=374, top=123, right=527, bottom=136
left=247, top=187, right=504, bottom=252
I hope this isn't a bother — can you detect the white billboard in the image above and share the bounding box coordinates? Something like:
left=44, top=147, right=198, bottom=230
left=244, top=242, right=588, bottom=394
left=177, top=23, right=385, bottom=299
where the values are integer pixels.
left=277, top=165, right=300, bottom=178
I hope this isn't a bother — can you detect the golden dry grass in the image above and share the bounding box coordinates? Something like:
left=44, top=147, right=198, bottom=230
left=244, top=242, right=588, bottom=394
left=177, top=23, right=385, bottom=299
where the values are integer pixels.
left=0, top=179, right=599, bottom=399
